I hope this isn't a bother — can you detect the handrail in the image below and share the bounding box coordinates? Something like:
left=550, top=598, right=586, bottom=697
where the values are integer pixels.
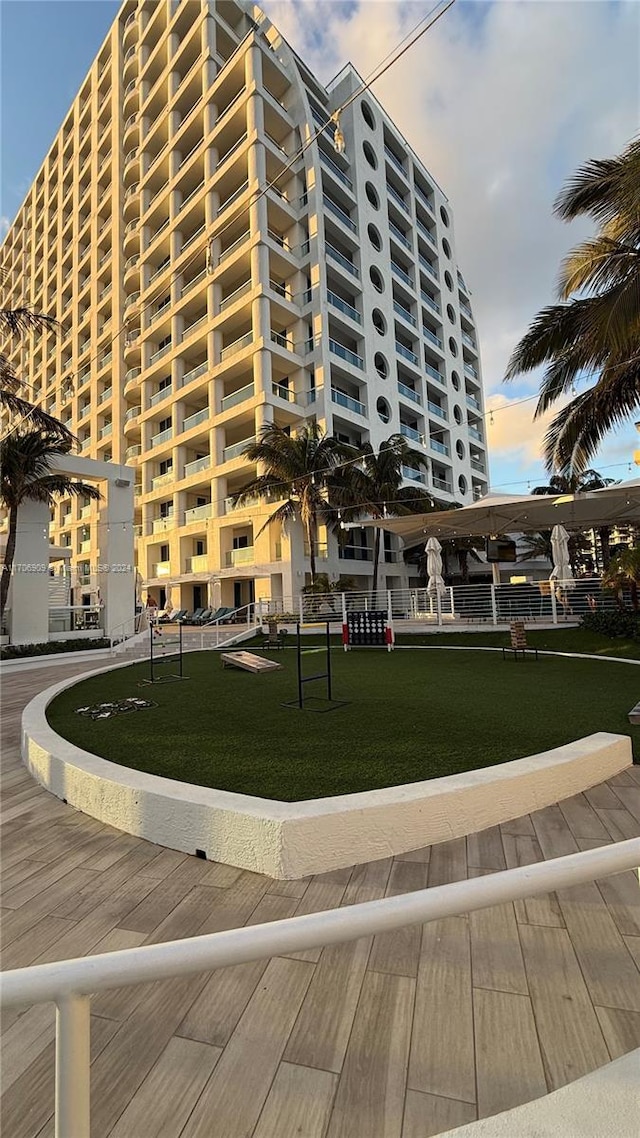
left=0, top=840, right=638, bottom=1135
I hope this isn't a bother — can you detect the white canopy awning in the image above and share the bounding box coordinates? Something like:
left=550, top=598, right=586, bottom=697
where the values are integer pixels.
left=0, top=535, right=72, bottom=561
left=367, top=479, right=640, bottom=546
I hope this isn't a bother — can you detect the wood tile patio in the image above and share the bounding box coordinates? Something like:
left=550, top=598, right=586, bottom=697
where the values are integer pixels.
left=1, top=659, right=639, bottom=1137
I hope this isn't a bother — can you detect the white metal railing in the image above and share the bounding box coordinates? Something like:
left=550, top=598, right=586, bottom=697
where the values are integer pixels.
left=2, top=841, right=637, bottom=1136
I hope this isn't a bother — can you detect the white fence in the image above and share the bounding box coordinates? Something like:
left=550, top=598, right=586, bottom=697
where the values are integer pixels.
left=1, top=839, right=638, bottom=1136
left=257, top=577, right=615, bottom=628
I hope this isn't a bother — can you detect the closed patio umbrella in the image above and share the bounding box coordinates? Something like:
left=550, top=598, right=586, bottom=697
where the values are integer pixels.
left=208, top=575, right=221, bottom=610
left=425, top=537, right=446, bottom=599
left=135, top=570, right=144, bottom=607
left=550, top=525, right=575, bottom=612
left=164, top=581, right=173, bottom=613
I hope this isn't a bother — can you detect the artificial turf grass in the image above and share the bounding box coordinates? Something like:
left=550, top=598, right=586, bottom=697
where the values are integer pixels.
left=46, top=646, right=638, bottom=801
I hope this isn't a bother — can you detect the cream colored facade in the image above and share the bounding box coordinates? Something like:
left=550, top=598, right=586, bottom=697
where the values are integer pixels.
left=0, top=0, right=488, bottom=613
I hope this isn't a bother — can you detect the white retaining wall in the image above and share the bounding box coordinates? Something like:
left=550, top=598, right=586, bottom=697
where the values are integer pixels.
left=22, top=663, right=633, bottom=878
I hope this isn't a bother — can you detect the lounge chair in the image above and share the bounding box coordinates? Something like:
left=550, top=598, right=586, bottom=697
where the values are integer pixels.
left=193, top=608, right=212, bottom=625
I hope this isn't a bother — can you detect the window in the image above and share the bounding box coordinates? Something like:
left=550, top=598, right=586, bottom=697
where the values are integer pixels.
left=442, top=238, right=452, bottom=259
left=444, top=271, right=453, bottom=291
left=376, top=396, right=390, bottom=423
left=456, top=440, right=465, bottom=459
left=446, top=304, right=456, bottom=323
left=159, top=458, right=172, bottom=474
left=363, top=141, right=377, bottom=169
left=453, top=404, right=462, bottom=424
left=160, top=544, right=169, bottom=560
left=368, top=223, right=382, bottom=251
left=361, top=101, right=375, bottom=130
left=372, top=308, right=386, bottom=335
left=370, top=266, right=384, bottom=293
left=365, top=182, right=379, bottom=209
left=159, top=416, right=172, bottom=431
left=440, top=205, right=450, bottom=227
left=448, top=337, right=458, bottom=356
left=374, top=352, right=388, bottom=379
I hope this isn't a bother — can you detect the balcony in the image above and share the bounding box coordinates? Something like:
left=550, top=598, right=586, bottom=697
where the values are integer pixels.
left=125, top=405, right=141, bottom=422
left=153, top=561, right=171, bottom=577
left=151, top=426, right=173, bottom=447
left=326, top=244, right=359, bottom=278
left=421, top=292, right=440, bottom=317
left=185, top=503, right=213, bottom=525
left=339, top=545, right=372, bottom=562
left=272, top=382, right=294, bottom=402
left=185, top=554, right=209, bottom=573
left=99, top=423, right=112, bottom=439
left=460, top=300, right=473, bottom=318
left=384, top=145, right=405, bottom=176
left=220, top=331, right=253, bottom=361
left=331, top=388, right=365, bottom=416
left=221, top=381, right=254, bottom=412
left=395, top=342, right=419, bottom=367
left=219, top=230, right=250, bottom=264
left=327, top=291, right=361, bottom=324
left=225, top=546, right=255, bottom=567
left=393, top=301, right=416, bottom=327
left=466, top=393, right=481, bottom=411
left=391, top=261, right=413, bottom=289
left=223, top=436, right=255, bottom=462
left=149, top=342, right=172, bottom=365
left=125, top=444, right=141, bottom=461
left=150, top=386, right=173, bottom=407
left=219, top=279, right=251, bottom=311
left=464, top=362, right=479, bottom=380
left=182, top=361, right=208, bottom=386
left=415, top=185, right=434, bottom=214
left=402, top=464, right=426, bottom=484
left=319, top=150, right=352, bottom=191
left=153, top=516, right=174, bottom=534
left=182, top=314, right=207, bottom=341
left=427, top=400, right=447, bottom=420
left=387, top=183, right=409, bottom=214
left=183, top=407, right=209, bottom=432
left=425, top=363, right=444, bottom=385
left=323, top=195, right=356, bottom=233
left=432, top=476, right=453, bottom=493
left=462, top=331, right=477, bottom=351
left=152, top=471, right=174, bottom=490
left=184, top=455, right=211, bottom=478
left=417, top=220, right=436, bottom=248
left=400, top=423, right=422, bottom=443
left=389, top=221, right=411, bottom=251
left=419, top=255, right=438, bottom=282
left=397, top=380, right=421, bottom=406
left=423, top=327, right=443, bottom=351
left=430, top=438, right=450, bottom=456
left=329, top=339, right=364, bottom=370
left=471, top=457, right=486, bottom=472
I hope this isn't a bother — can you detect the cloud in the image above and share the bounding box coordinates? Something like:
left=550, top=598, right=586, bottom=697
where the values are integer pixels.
left=485, top=391, right=564, bottom=469
left=262, top=0, right=639, bottom=477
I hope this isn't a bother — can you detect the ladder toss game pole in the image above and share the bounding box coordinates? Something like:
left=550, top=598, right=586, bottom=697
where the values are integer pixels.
left=297, top=622, right=303, bottom=709
left=326, top=621, right=332, bottom=701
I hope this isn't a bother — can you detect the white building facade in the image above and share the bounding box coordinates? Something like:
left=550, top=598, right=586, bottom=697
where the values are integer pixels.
left=0, top=0, right=488, bottom=613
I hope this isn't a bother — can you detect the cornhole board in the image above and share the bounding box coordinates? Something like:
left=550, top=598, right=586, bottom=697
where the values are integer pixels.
left=221, top=651, right=282, bottom=674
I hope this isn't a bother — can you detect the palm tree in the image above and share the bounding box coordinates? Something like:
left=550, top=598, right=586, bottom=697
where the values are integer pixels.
left=532, top=468, right=616, bottom=569
left=232, top=422, right=354, bottom=587
left=602, top=547, right=640, bottom=612
left=339, top=435, right=432, bottom=599
left=505, top=137, right=640, bottom=475
left=0, top=429, right=100, bottom=619
left=1, top=304, right=72, bottom=437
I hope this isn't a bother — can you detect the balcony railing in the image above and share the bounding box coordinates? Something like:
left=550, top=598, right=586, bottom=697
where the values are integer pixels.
left=327, top=291, right=361, bottom=323
left=149, top=342, right=172, bottom=364
left=184, top=455, right=211, bottom=478
left=402, top=464, right=426, bottom=484
left=319, top=149, right=352, bottom=190
left=462, top=331, right=477, bottom=351
left=397, top=380, right=421, bottom=406
left=99, top=422, right=112, bottom=438
left=220, top=331, right=253, bottom=361
left=331, top=388, right=365, bottom=416
left=460, top=300, right=473, bottom=318
left=153, top=560, right=171, bottom=576
left=423, top=327, right=443, bottom=350
left=219, top=279, right=251, bottom=311
left=185, top=503, right=213, bottom=524
left=150, top=426, right=173, bottom=447
left=389, top=221, right=411, bottom=251
left=151, top=471, right=174, bottom=489
left=395, top=341, right=419, bottom=367
left=182, top=361, right=208, bottom=386
left=417, top=220, right=436, bottom=247
left=471, top=457, right=486, bottom=472
left=400, top=423, right=421, bottom=443
left=225, top=546, right=254, bottom=567
left=391, top=261, right=413, bottom=288
left=323, top=195, right=356, bottom=232
left=427, top=400, right=447, bottom=420
left=415, top=185, right=434, bottom=213
left=223, top=436, right=255, bottom=462
left=125, top=406, right=141, bottom=422
left=185, top=554, right=209, bottom=573
left=464, top=362, right=479, bottom=380
left=430, top=438, right=450, bottom=456
left=221, top=381, right=254, bottom=412
left=432, top=476, right=453, bottom=493
left=329, top=339, right=364, bottom=369
left=183, top=407, right=209, bottom=432
left=125, top=444, right=141, bottom=461
left=272, top=382, right=294, bottom=402
left=150, top=386, right=172, bottom=407
left=466, top=393, right=481, bottom=411
left=219, top=230, right=250, bottom=263
left=425, top=362, right=444, bottom=384
left=387, top=183, right=409, bottom=214
left=271, top=330, right=294, bottom=351
left=153, top=516, right=174, bottom=534
left=384, top=145, right=405, bottom=176
left=421, top=291, right=441, bottom=315
left=326, top=243, right=359, bottom=278
left=393, top=301, right=416, bottom=327
left=419, top=255, right=438, bottom=281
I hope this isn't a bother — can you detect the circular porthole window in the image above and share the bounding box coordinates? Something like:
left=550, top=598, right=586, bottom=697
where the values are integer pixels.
left=456, top=439, right=465, bottom=460
left=368, top=223, right=382, bottom=251
left=451, top=370, right=460, bottom=390
left=448, top=337, right=458, bottom=356
left=372, top=308, right=386, bottom=335
left=361, top=100, right=375, bottom=130
left=446, top=304, right=456, bottom=324
left=365, top=182, right=380, bottom=210
left=374, top=352, right=388, bottom=379
left=444, top=270, right=453, bottom=291
left=440, top=205, right=450, bottom=227
left=370, top=266, right=384, bottom=293
left=458, top=474, right=467, bottom=495
left=442, top=238, right=452, bottom=259
left=363, top=141, right=378, bottom=169
left=453, top=404, right=462, bottom=424
left=376, top=396, right=391, bottom=423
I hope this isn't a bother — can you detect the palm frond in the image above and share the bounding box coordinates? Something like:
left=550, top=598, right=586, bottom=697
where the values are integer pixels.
left=543, top=362, right=640, bottom=474
left=554, top=138, right=640, bottom=230
left=0, top=307, right=59, bottom=337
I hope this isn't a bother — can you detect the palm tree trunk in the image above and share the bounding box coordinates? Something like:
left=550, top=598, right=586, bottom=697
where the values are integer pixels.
left=598, top=526, right=611, bottom=571
left=0, top=505, right=18, bottom=621
left=305, top=518, right=317, bottom=587
left=372, top=528, right=381, bottom=605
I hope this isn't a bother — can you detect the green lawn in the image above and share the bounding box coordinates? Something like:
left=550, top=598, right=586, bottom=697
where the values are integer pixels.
left=46, top=644, right=639, bottom=801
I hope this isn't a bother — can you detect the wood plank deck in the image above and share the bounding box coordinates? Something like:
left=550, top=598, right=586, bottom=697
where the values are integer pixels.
left=1, top=659, right=639, bottom=1137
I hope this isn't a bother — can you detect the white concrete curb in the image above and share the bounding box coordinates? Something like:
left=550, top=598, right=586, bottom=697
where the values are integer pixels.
left=21, top=653, right=634, bottom=879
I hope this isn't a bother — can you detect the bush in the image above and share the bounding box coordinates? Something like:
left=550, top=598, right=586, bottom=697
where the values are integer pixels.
left=580, top=610, right=640, bottom=640
left=0, top=638, right=110, bottom=661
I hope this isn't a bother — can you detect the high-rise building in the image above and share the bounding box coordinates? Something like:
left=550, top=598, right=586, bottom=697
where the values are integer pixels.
left=1, top=0, right=488, bottom=613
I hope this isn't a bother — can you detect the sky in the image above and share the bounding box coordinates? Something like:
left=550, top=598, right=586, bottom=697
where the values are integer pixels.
left=1, top=0, right=639, bottom=494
